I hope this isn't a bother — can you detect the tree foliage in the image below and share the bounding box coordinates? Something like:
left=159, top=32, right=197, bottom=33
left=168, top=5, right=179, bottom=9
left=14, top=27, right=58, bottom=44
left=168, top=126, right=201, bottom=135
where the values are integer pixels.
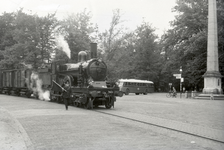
left=217, top=0, right=224, bottom=74
left=133, top=22, right=159, bottom=80
left=160, top=0, right=224, bottom=91
left=59, top=9, right=96, bottom=62
left=0, top=9, right=58, bottom=69
left=36, top=14, right=59, bottom=63
left=97, top=9, right=125, bottom=81
left=0, top=12, right=16, bottom=51
left=98, top=10, right=161, bottom=85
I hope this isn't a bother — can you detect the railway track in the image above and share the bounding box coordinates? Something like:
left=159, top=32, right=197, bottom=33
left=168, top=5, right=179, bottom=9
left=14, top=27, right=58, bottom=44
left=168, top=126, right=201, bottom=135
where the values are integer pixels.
left=94, top=109, right=224, bottom=144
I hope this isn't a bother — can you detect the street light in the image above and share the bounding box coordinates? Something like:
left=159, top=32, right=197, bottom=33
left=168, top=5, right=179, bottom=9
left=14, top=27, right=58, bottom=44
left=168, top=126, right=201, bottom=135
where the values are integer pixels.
left=180, top=66, right=182, bottom=98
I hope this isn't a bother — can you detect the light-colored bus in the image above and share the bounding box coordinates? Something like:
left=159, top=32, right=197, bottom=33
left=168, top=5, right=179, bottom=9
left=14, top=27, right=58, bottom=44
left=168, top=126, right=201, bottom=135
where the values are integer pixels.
left=118, top=79, right=154, bottom=95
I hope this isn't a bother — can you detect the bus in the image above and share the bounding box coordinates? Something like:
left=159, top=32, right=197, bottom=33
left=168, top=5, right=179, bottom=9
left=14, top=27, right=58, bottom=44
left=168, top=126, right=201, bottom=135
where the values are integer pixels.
left=118, top=79, right=154, bottom=95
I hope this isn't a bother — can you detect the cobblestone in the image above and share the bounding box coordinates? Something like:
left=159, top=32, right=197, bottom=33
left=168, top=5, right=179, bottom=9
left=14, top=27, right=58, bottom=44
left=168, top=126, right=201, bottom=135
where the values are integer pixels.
left=0, top=94, right=224, bottom=150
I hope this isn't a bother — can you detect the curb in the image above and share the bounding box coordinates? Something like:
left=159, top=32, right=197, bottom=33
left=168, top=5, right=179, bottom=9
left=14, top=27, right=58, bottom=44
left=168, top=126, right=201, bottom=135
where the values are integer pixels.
left=0, top=107, right=34, bottom=150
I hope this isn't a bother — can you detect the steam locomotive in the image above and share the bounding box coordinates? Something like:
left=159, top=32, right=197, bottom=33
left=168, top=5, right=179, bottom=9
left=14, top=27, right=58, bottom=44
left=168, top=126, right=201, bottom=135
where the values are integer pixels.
left=0, top=43, right=123, bottom=109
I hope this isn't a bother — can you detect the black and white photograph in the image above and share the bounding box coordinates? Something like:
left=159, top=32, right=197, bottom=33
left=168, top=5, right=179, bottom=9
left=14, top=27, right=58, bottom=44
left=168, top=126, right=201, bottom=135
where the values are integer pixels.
left=0, top=0, right=224, bottom=149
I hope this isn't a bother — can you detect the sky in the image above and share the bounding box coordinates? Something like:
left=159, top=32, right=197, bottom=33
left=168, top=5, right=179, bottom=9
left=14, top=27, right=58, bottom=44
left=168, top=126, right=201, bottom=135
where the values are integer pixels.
left=0, top=0, right=178, bottom=37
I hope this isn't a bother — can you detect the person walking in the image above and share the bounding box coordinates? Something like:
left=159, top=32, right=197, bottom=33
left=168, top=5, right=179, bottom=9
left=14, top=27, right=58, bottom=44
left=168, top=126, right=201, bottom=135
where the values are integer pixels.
left=62, top=81, right=71, bottom=110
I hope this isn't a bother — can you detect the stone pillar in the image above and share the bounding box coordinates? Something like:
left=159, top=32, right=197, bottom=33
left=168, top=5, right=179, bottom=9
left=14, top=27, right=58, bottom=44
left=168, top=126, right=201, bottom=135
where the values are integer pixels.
left=203, top=0, right=222, bottom=94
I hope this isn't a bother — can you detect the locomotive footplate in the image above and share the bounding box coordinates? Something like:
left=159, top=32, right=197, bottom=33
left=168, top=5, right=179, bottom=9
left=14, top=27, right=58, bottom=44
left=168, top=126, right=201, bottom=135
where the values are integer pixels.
left=70, top=87, right=122, bottom=98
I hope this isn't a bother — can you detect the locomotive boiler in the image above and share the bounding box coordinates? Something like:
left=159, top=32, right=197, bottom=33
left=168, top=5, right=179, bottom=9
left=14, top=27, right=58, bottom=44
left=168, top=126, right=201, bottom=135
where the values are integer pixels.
left=51, top=43, right=123, bottom=109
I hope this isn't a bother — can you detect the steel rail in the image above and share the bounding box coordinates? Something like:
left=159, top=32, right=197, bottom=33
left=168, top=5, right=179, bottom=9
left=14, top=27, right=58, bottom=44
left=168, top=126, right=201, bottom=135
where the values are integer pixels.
left=94, top=110, right=224, bottom=144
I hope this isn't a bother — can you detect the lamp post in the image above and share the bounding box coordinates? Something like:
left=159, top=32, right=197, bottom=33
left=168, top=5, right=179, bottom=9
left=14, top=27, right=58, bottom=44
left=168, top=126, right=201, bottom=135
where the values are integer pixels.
left=180, top=66, right=182, bottom=98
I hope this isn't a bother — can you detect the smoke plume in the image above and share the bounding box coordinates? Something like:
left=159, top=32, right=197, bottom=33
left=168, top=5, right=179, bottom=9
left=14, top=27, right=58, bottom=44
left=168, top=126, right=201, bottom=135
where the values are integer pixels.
left=55, top=34, right=71, bottom=59
left=30, top=72, right=50, bottom=101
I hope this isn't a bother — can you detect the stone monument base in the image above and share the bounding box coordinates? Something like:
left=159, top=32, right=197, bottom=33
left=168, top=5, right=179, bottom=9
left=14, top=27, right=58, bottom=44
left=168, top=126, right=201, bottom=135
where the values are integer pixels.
left=195, top=93, right=224, bottom=100
left=202, top=88, right=222, bottom=94
left=203, top=71, right=223, bottom=94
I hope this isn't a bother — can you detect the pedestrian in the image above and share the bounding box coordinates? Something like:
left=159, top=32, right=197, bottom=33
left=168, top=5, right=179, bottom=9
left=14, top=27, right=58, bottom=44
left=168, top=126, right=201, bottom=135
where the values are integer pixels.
left=183, top=87, right=185, bottom=92
left=62, top=81, right=71, bottom=110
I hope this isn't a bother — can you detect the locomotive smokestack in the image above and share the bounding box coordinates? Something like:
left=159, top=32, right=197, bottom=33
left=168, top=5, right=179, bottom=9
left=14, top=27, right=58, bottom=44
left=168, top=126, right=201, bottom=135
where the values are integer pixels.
left=90, top=43, right=97, bottom=58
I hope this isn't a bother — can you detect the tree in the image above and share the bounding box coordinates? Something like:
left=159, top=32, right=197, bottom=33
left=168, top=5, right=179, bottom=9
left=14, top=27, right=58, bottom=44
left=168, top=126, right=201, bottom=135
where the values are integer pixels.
left=0, top=12, right=17, bottom=65
left=36, top=13, right=59, bottom=63
left=217, top=0, right=224, bottom=88
left=0, top=9, right=59, bottom=69
left=160, top=0, right=224, bottom=91
left=59, top=9, right=96, bottom=62
left=98, top=9, right=126, bottom=81
left=160, top=0, right=207, bottom=91
left=99, top=9, right=124, bottom=61
left=131, top=22, right=162, bottom=90
left=0, top=9, right=39, bottom=69
left=98, top=10, right=161, bottom=84
left=104, top=32, right=136, bottom=80
left=0, top=12, right=16, bottom=51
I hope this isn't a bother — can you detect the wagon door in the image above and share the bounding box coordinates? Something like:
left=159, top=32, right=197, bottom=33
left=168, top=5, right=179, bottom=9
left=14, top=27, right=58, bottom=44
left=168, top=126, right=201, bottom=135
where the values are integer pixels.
left=21, top=70, right=25, bottom=88
left=13, top=70, right=17, bottom=88
left=6, top=71, right=11, bottom=87
left=0, top=70, right=2, bottom=88
left=2, top=72, right=6, bottom=87
left=25, top=69, right=32, bottom=88
left=17, top=70, right=22, bottom=88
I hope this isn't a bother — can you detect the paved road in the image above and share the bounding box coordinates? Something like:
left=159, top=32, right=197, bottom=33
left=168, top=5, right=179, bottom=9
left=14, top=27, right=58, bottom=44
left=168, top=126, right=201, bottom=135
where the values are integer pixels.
left=0, top=93, right=224, bottom=150
left=116, top=93, right=224, bottom=130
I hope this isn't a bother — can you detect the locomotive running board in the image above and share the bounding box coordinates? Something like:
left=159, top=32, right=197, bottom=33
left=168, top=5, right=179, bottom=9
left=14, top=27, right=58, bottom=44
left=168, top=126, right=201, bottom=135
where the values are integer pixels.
left=51, top=93, right=62, bottom=97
